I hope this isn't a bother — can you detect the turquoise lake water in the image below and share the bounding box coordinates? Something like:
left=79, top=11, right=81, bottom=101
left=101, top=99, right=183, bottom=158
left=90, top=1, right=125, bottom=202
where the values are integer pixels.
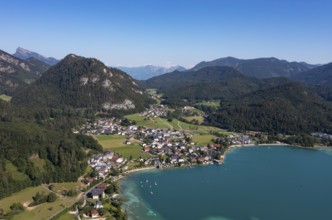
left=120, top=146, right=332, bottom=220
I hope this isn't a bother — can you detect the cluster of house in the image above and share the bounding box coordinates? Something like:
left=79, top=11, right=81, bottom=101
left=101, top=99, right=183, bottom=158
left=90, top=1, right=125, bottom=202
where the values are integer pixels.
left=82, top=182, right=120, bottom=219
left=75, top=118, right=125, bottom=136
left=228, top=134, right=252, bottom=145
left=139, top=104, right=168, bottom=118
left=88, top=151, right=126, bottom=178
left=311, top=132, right=332, bottom=140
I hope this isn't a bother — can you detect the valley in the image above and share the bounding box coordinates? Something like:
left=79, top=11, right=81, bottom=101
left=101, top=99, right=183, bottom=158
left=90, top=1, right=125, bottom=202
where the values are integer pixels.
left=0, top=49, right=332, bottom=220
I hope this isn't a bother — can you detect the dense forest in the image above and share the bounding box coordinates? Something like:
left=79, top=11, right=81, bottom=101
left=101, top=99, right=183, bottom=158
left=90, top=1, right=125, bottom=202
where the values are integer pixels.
left=0, top=99, right=103, bottom=199
left=143, top=66, right=290, bottom=101
left=207, top=83, right=332, bottom=134
left=0, top=54, right=153, bottom=199
left=291, top=62, right=332, bottom=87
left=13, top=54, right=153, bottom=113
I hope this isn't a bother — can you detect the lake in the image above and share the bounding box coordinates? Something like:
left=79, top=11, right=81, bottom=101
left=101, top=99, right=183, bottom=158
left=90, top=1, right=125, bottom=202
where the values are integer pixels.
left=120, top=146, right=332, bottom=220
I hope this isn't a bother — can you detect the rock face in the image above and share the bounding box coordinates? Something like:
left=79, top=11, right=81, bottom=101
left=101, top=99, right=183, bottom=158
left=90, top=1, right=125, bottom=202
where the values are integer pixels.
left=0, top=49, right=47, bottom=94
left=12, top=54, right=152, bottom=112
left=13, top=47, right=58, bottom=66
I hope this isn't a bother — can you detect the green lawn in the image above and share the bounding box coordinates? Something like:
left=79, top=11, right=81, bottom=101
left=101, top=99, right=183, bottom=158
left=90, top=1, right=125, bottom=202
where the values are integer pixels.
left=192, top=135, right=216, bottom=145
left=125, top=114, right=171, bottom=129
left=0, top=94, right=12, bottom=102
left=111, top=144, right=153, bottom=159
left=94, top=134, right=153, bottom=159
left=94, top=134, right=127, bottom=149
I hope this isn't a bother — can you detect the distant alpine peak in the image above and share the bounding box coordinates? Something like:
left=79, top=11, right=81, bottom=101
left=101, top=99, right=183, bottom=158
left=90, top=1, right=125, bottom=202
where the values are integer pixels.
left=13, top=47, right=59, bottom=66
left=16, top=47, right=31, bottom=54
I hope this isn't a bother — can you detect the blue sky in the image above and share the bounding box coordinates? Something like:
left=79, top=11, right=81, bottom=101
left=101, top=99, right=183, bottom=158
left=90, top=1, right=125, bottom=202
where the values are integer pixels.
left=1, top=0, right=332, bottom=67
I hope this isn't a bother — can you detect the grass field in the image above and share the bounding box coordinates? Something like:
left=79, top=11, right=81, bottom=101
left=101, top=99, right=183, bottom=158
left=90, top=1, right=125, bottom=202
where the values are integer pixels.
left=57, top=212, right=76, bottom=220
left=12, top=195, right=79, bottom=220
left=125, top=114, right=231, bottom=136
left=4, top=160, right=29, bottom=181
left=94, top=135, right=153, bottom=159
left=195, top=100, right=220, bottom=108
left=184, top=116, right=204, bottom=124
left=111, top=144, right=153, bottom=159
left=51, top=181, right=82, bottom=193
left=0, top=94, right=12, bottom=102
left=192, top=135, right=216, bottom=145
left=126, top=114, right=171, bottom=129
left=94, top=134, right=127, bottom=149
left=0, top=186, right=49, bottom=212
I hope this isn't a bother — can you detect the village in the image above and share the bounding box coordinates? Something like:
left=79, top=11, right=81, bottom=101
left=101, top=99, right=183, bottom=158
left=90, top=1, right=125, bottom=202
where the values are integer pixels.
left=73, top=104, right=254, bottom=219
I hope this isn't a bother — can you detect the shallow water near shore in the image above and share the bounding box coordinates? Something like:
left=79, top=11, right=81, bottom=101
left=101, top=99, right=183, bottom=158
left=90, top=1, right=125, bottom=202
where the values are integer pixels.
left=120, top=146, right=332, bottom=220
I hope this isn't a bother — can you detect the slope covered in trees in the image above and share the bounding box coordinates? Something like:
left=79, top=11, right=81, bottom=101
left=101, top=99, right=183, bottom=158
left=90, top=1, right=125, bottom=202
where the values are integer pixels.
left=291, top=63, right=332, bottom=87
left=143, top=66, right=290, bottom=101
left=0, top=99, right=103, bottom=199
left=0, top=54, right=152, bottom=199
left=13, top=54, right=152, bottom=114
left=207, top=83, right=332, bottom=134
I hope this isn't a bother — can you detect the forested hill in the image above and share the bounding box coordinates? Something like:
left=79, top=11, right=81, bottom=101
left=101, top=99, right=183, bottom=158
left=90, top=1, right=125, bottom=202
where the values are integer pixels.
left=291, top=63, right=332, bottom=87
left=0, top=98, right=103, bottom=199
left=192, top=57, right=315, bottom=78
left=12, top=54, right=152, bottom=113
left=143, top=66, right=290, bottom=101
left=207, top=83, right=332, bottom=134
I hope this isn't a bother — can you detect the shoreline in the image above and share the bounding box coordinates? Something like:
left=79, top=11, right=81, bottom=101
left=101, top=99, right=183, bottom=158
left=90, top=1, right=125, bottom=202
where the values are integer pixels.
left=120, top=143, right=327, bottom=180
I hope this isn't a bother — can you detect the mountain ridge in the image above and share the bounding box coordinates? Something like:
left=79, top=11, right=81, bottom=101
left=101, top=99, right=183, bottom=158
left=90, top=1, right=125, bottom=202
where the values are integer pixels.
left=192, top=56, right=317, bottom=78
left=143, top=66, right=290, bottom=101
left=12, top=54, right=152, bottom=113
left=13, top=47, right=58, bottom=66
left=0, top=49, right=48, bottom=95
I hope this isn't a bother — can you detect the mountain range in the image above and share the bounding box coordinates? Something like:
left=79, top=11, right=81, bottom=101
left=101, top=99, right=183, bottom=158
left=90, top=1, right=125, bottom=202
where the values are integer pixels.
left=192, top=56, right=318, bottom=79
left=13, top=47, right=58, bottom=66
left=143, top=66, right=290, bottom=101
left=118, top=65, right=186, bottom=80
left=0, top=49, right=50, bottom=95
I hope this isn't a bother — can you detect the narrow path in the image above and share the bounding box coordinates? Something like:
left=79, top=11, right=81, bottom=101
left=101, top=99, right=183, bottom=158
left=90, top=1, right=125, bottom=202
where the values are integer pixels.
left=177, top=120, right=183, bottom=130
left=41, top=184, right=64, bottom=198
left=158, top=118, right=173, bottom=129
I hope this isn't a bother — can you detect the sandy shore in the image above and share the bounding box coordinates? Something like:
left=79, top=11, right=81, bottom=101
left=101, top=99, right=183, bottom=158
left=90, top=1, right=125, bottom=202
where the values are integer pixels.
left=229, top=143, right=289, bottom=148
left=124, top=166, right=156, bottom=174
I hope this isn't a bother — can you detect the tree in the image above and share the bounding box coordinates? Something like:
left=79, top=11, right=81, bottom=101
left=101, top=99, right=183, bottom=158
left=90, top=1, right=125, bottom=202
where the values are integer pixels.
left=10, top=203, right=24, bottom=213
left=105, top=184, right=114, bottom=195
left=47, top=192, right=57, bottom=202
